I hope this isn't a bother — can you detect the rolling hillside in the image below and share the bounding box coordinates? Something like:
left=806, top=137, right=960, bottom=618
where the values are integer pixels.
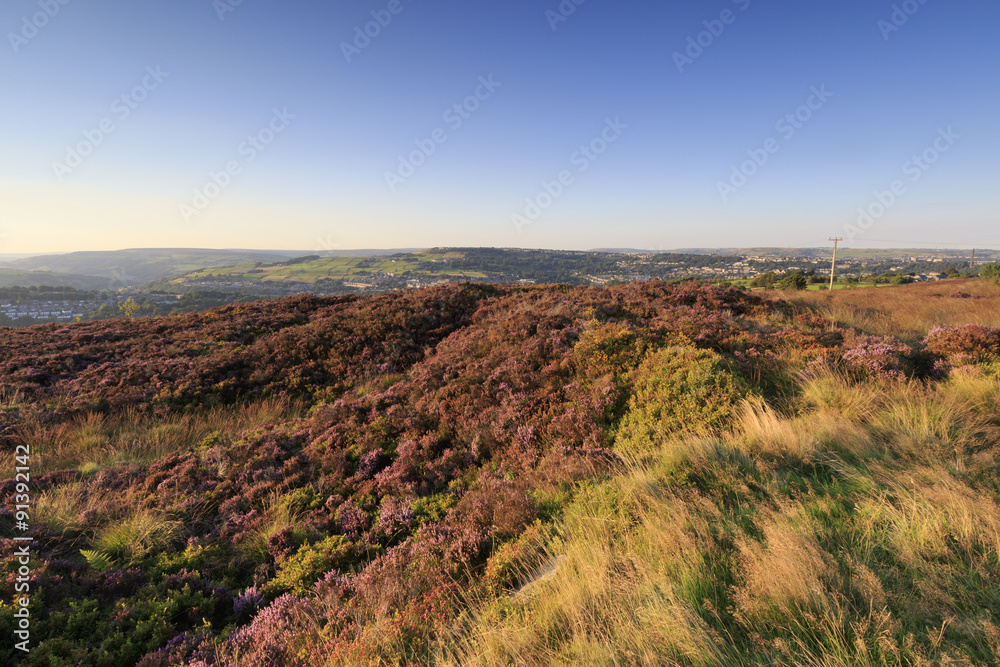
left=0, top=249, right=300, bottom=286
left=0, top=269, right=114, bottom=290
left=159, top=248, right=745, bottom=291
left=0, top=279, right=999, bottom=665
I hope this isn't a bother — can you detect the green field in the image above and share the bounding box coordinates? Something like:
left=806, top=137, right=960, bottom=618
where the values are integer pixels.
left=173, top=251, right=494, bottom=284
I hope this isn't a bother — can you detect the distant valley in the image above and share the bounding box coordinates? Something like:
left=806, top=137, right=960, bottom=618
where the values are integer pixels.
left=0, top=246, right=994, bottom=327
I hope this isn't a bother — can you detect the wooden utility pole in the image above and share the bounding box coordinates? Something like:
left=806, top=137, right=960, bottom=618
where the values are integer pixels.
left=828, top=237, right=843, bottom=291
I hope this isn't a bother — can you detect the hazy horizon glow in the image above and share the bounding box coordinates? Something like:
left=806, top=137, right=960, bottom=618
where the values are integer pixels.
left=2, top=0, right=998, bottom=254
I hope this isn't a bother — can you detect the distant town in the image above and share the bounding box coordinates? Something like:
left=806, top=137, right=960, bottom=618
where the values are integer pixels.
left=0, top=247, right=995, bottom=327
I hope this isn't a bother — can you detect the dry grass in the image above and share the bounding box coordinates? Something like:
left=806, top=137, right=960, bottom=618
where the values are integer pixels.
left=240, top=490, right=306, bottom=563
left=94, top=509, right=183, bottom=565
left=439, top=369, right=1000, bottom=666
left=784, top=279, right=1000, bottom=342
left=439, top=463, right=729, bottom=667
left=34, top=482, right=93, bottom=536
left=730, top=508, right=845, bottom=628
left=16, top=397, right=302, bottom=475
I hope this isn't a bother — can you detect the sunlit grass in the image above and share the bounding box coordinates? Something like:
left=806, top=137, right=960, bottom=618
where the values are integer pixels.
left=93, top=509, right=183, bottom=566
left=240, top=491, right=307, bottom=564
left=786, top=278, right=1000, bottom=342
left=439, top=365, right=1000, bottom=666
left=19, top=397, right=303, bottom=475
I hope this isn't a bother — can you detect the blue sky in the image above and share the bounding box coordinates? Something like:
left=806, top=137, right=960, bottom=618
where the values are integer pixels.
left=1, top=0, right=997, bottom=253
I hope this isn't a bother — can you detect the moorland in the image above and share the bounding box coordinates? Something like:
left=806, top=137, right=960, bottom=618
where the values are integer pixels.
left=2, top=277, right=1000, bottom=666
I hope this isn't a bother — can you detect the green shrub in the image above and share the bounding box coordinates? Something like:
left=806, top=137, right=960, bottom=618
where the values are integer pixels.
left=615, top=347, right=750, bottom=454
left=151, top=542, right=250, bottom=589
left=412, top=492, right=458, bottom=525
left=266, top=534, right=360, bottom=595
left=572, top=321, right=653, bottom=379
left=776, top=272, right=807, bottom=290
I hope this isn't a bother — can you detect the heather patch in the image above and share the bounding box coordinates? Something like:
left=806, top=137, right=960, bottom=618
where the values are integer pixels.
left=1, top=281, right=997, bottom=665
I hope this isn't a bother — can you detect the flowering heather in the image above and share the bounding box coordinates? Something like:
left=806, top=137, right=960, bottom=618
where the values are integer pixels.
left=924, top=323, right=1000, bottom=364
left=840, top=334, right=914, bottom=380
left=5, top=279, right=993, bottom=665
left=233, top=585, right=264, bottom=617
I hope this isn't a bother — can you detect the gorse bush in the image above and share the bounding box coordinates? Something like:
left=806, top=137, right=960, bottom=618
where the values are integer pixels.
left=615, top=346, right=751, bottom=454
left=266, top=534, right=358, bottom=596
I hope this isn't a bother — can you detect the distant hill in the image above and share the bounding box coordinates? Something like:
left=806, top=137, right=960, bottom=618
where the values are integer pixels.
left=675, top=247, right=999, bottom=260
left=313, top=248, right=423, bottom=257
left=0, top=248, right=298, bottom=286
left=588, top=248, right=659, bottom=254
left=2, top=246, right=993, bottom=292
left=158, top=247, right=647, bottom=290
left=0, top=269, right=117, bottom=290
left=0, top=253, right=65, bottom=262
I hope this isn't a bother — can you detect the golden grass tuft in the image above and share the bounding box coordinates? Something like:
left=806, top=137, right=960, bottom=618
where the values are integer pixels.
left=731, top=508, right=843, bottom=625
left=438, top=461, right=730, bottom=666
left=240, top=491, right=306, bottom=563
left=93, top=509, right=182, bottom=564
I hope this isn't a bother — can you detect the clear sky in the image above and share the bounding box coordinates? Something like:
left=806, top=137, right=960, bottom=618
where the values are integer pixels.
left=1, top=0, right=997, bottom=253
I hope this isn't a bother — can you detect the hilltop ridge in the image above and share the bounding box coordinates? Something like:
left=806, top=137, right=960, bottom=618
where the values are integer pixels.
left=1, top=278, right=999, bottom=665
